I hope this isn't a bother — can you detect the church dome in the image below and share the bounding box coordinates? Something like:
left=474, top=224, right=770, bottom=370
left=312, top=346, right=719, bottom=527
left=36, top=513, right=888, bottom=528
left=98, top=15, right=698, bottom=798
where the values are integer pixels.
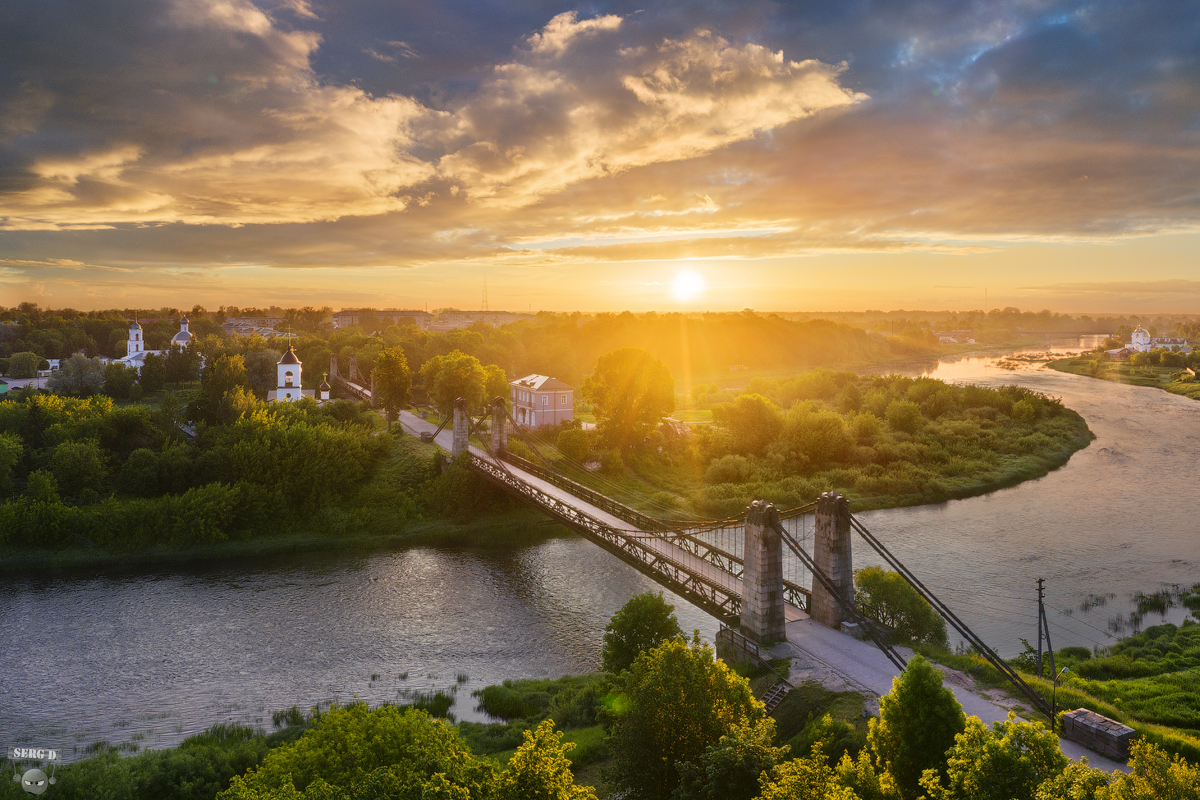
left=171, top=329, right=193, bottom=344
left=279, top=346, right=301, bottom=365
left=129, top=321, right=141, bottom=331
left=180, top=316, right=190, bottom=325
left=319, top=379, right=331, bottom=391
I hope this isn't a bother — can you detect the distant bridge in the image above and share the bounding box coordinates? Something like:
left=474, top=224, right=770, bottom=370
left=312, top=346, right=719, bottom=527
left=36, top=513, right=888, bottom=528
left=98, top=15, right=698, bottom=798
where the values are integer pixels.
left=330, top=365, right=1053, bottom=718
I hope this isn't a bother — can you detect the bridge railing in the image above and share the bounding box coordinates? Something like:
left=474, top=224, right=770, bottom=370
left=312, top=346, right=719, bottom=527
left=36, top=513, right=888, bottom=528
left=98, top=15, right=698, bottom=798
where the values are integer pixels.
left=468, top=452, right=742, bottom=623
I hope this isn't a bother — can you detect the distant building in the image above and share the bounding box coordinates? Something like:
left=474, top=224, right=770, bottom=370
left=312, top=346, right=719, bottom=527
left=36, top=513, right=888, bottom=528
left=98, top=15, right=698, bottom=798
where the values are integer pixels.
left=431, top=310, right=535, bottom=331
left=510, top=374, right=574, bottom=429
left=934, top=330, right=976, bottom=344
left=332, top=309, right=435, bottom=330
left=113, top=317, right=193, bottom=372
left=267, top=345, right=316, bottom=402
left=1129, top=326, right=1188, bottom=353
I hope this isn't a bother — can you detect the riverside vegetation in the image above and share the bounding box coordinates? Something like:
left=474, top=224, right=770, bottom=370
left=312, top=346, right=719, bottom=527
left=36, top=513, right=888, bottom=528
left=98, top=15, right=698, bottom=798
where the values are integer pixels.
left=1049, top=350, right=1200, bottom=402
left=5, top=592, right=1197, bottom=800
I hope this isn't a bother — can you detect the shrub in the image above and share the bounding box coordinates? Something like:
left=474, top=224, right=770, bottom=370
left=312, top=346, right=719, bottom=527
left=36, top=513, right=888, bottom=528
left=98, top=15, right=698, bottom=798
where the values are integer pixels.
left=885, top=400, right=924, bottom=434
left=557, top=428, right=590, bottom=463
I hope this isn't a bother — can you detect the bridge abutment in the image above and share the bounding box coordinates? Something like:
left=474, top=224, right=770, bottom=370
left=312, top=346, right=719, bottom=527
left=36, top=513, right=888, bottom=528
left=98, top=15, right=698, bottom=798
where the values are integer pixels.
left=491, top=397, right=507, bottom=454
left=452, top=398, right=469, bottom=456
left=812, top=492, right=853, bottom=629
left=741, top=500, right=785, bottom=644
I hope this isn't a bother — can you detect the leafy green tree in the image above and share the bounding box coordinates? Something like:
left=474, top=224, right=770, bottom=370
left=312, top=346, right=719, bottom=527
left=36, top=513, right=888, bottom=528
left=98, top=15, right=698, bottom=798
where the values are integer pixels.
left=885, top=400, right=924, bottom=434
left=601, top=591, right=683, bottom=674
left=605, top=632, right=762, bottom=800
left=711, top=393, right=783, bottom=456
left=25, top=470, right=60, bottom=503
left=756, top=746, right=858, bottom=800
left=140, top=352, right=166, bottom=393
left=47, top=353, right=106, bottom=395
left=868, top=654, right=966, bottom=800
left=1100, top=739, right=1200, bottom=800
left=855, top=566, right=948, bottom=647
left=582, top=347, right=674, bottom=451
left=484, top=363, right=509, bottom=405
left=420, top=349, right=487, bottom=415
left=498, top=719, right=597, bottom=800
left=164, top=343, right=202, bottom=385
left=103, top=362, right=138, bottom=399
left=7, top=351, right=46, bottom=378
left=672, top=716, right=786, bottom=800
left=0, top=431, right=22, bottom=495
left=49, top=439, right=108, bottom=498
left=771, top=403, right=852, bottom=468
left=920, top=714, right=1067, bottom=800
left=1033, top=759, right=1110, bottom=800
left=218, top=705, right=496, bottom=799
left=372, top=346, right=412, bottom=429
left=557, top=428, right=590, bottom=463
left=244, top=349, right=283, bottom=396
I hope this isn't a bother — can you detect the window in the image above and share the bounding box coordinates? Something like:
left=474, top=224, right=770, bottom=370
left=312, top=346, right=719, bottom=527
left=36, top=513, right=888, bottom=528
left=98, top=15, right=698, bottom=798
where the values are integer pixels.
left=284, top=371, right=294, bottom=387
left=560, top=395, right=566, bottom=404
left=542, top=395, right=548, bottom=406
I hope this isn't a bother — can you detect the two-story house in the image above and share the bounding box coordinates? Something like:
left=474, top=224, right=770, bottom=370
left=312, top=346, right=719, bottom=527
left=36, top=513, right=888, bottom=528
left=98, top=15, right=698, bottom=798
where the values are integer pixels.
left=510, top=374, right=574, bottom=429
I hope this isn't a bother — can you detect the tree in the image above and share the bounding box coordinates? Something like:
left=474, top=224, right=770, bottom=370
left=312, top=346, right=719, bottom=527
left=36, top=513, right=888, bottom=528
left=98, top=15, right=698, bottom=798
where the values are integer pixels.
left=104, top=362, right=138, bottom=399
left=164, top=343, right=202, bottom=384
left=582, top=348, right=674, bottom=450
left=557, top=428, right=590, bottom=463
left=601, top=591, right=683, bottom=674
left=867, top=654, right=966, bottom=800
left=372, top=346, right=412, bottom=429
left=711, top=393, right=783, bottom=456
left=243, top=349, right=282, bottom=396
left=7, top=351, right=46, bottom=378
left=140, top=352, right=166, bottom=393
left=605, top=632, right=763, bottom=800
left=497, top=720, right=597, bottom=800
left=420, top=349, right=487, bottom=415
left=1099, top=739, right=1200, bottom=800
left=855, top=566, right=948, bottom=647
left=484, top=363, right=509, bottom=405
left=673, top=716, right=787, bottom=800
left=49, top=439, right=108, bottom=498
left=885, top=400, right=924, bottom=434
left=0, top=432, right=22, bottom=496
left=47, top=353, right=106, bottom=395
left=920, top=714, right=1067, bottom=800
left=757, top=746, right=857, bottom=800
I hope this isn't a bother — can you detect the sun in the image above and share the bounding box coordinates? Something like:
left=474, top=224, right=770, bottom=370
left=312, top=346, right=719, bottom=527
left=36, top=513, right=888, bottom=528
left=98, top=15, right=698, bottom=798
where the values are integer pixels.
left=671, top=270, right=706, bottom=302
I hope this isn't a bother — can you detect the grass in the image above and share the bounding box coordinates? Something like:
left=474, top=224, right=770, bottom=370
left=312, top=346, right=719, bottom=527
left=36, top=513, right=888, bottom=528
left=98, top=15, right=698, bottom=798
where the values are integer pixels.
left=1049, top=356, right=1200, bottom=401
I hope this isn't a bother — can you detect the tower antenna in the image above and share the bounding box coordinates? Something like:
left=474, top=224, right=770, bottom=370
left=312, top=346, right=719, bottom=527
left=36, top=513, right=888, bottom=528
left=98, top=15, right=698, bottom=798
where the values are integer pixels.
left=482, top=276, right=489, bottom=312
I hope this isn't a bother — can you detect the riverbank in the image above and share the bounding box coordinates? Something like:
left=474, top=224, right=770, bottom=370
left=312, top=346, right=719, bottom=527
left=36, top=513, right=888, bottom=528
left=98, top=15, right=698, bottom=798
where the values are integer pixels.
left=1048, top=356, right=1200, bottom=401
left=0, top=504, right=566, bottom=574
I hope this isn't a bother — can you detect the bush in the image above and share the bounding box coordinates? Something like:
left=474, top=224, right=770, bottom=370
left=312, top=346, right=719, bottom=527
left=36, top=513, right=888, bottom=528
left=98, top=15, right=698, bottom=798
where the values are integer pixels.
left=885, top=400, right=924, bottom=434
left=855, top=566, right=948, bottom=647
left=706, top=454, right=754, bottom=485
left=557, top=428, right=590, bottom=463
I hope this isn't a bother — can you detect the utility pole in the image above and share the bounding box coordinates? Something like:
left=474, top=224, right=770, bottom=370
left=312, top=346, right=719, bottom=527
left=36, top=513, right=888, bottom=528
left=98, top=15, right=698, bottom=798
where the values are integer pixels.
left=1036, top=578, right=1056, bottom=679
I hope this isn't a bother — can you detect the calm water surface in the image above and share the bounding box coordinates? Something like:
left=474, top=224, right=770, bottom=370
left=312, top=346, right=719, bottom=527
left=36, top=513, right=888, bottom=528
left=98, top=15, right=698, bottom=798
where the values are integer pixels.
left=2, top=339, right=1197, bottom=758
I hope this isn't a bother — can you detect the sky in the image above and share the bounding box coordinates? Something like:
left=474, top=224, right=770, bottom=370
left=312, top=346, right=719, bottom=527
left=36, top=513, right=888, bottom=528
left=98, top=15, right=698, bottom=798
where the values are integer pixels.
left=1, top=0, right=1199, bottom=313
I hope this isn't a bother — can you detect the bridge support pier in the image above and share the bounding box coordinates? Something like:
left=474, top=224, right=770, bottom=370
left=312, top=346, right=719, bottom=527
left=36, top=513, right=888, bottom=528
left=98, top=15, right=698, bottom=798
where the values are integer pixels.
left=490, top=397, right=507, bottom=454
left=329, top=354, right=339, bottom=382
left=741, top=500, right=785, bottom=644
left=370, top=374, right=378, bottom=408
left=812, top=492, right=853, bottom=629
left=452, top=397, right=469, bottom=457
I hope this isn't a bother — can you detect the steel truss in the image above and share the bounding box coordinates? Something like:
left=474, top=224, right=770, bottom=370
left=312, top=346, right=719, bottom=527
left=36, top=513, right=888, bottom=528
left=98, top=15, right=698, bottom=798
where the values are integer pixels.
left=469, top=453, right=743, bottom=623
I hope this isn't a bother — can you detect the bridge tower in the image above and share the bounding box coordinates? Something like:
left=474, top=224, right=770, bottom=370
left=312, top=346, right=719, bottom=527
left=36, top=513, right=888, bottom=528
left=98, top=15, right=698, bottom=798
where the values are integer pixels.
left=329, top=354, right=339, bottom=382
left=452, top=397, right=469, bottom=457
left=812, top=492, right=853, bottom=629
left=490, top=396, right=508, bottom=454
left=741, top=500, right=785, bottom=643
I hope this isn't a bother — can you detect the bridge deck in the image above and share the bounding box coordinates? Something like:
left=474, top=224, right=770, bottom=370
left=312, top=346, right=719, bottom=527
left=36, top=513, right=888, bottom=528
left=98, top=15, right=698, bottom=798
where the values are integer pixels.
left=395, top=410, right=804, bottom=624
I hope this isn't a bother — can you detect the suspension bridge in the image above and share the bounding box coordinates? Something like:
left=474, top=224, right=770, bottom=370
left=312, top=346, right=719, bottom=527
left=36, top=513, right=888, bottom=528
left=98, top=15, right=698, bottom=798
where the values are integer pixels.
left=329, top=365, right=1058, bottom=722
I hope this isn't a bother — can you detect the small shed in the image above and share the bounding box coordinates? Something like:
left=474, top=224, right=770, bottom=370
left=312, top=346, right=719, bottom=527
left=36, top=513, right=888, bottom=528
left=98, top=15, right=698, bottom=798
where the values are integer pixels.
left=1061, top=708, right=1136, bottom=760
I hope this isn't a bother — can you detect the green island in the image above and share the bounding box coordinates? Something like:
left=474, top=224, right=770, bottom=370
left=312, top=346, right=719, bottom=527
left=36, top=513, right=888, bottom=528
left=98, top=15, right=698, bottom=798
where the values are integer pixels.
left=4, top=591, right=1198, bottom=800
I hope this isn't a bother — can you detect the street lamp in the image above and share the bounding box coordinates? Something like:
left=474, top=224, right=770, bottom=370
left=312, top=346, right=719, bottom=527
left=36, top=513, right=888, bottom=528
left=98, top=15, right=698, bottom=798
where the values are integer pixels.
left=1052, top=666, right=1070, bottom=732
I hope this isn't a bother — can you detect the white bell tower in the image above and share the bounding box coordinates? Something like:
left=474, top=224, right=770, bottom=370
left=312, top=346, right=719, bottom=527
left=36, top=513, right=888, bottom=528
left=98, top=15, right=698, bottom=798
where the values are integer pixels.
left=127, top=321, right=144, bottom=356
left=276, top=345, right=302, bottom=401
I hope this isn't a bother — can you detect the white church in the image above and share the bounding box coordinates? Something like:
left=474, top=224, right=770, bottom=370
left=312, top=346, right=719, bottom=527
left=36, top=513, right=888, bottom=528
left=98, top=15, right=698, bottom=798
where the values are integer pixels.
left=266, top=345, right=331, bottom=403
left=113, top=316, right=195, bottom=371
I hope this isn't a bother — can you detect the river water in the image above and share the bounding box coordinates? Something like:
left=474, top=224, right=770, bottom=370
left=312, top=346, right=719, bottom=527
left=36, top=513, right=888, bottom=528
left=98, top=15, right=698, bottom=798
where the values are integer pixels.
left=2, top=338, right=1198, bottom=759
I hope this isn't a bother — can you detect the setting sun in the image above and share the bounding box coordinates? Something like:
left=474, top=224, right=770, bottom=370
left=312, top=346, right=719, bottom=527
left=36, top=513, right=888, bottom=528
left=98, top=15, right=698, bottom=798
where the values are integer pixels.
left=671, top=270, right=706, bottom=302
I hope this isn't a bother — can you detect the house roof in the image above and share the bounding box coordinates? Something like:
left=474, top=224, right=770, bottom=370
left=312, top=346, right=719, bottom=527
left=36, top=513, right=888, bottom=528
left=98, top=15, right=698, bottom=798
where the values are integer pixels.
left=510, top=373, right=573, bottom=391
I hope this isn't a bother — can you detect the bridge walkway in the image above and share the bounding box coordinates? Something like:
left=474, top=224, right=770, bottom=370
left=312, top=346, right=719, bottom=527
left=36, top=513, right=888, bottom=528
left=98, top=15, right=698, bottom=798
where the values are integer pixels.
left=395, top=409, right=805, bottom=624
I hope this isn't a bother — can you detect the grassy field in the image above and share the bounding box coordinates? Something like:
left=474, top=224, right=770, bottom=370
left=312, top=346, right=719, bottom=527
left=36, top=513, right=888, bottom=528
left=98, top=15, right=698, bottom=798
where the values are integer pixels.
left=1049, top=356, right=1200, bottom=400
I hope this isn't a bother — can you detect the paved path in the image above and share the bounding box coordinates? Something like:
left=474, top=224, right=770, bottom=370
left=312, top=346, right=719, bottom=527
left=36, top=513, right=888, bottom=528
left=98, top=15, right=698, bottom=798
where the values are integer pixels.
left=773, top=618, right=1128, bottom=772
left=395, top=409, right=1123, bottom=772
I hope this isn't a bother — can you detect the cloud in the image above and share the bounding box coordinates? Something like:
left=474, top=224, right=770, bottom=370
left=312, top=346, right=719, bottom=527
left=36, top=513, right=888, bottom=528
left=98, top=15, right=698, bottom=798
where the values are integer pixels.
left=1020, top=279, right=1200, bottom=296
left=526, top=11, right=623, bottom=55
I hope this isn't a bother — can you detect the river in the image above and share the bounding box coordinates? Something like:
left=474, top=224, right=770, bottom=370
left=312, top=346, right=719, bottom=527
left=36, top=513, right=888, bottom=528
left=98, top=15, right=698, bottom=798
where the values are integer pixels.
left=2, top=338, right=1198, bottom=759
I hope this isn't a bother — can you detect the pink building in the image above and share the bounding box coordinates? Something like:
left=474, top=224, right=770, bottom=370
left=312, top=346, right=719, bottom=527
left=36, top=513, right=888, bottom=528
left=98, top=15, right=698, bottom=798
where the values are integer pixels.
left=510, top=374, right=574, bottom=429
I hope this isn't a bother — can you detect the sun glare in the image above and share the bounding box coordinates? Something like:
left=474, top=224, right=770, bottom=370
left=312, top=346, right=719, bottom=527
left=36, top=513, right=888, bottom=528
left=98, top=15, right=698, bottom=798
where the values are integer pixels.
left=671, top=270, right=706, bottom=302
